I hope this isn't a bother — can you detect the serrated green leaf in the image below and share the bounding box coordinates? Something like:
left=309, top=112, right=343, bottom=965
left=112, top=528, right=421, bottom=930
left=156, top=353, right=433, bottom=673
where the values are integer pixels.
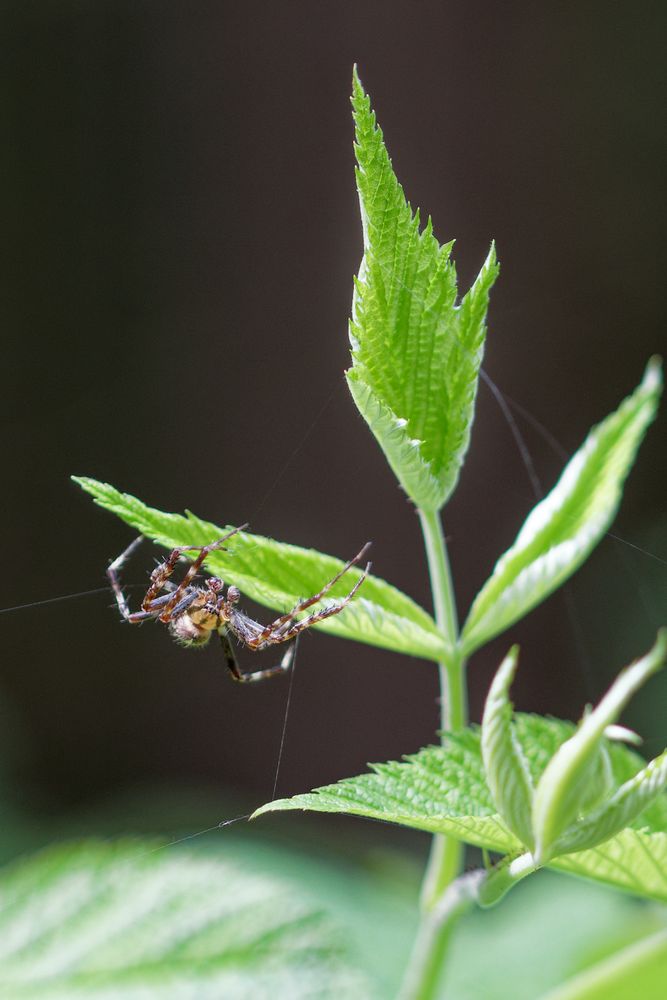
left=73, top=476, right=447, bottom=662
left=553, top=828, right=667, bottom=904
left=461, top=359, right=662, bottom=655
left=0, top=841, right=374, bottom=999
left=348, top=70, right=499, bottom=511
left=481, top=646, right=534, bottom=847
left=532, top=632, right=667, bottom=863
left=256, top=727, right=514, bottom=846
left=255, top=715, right=667, bottom=902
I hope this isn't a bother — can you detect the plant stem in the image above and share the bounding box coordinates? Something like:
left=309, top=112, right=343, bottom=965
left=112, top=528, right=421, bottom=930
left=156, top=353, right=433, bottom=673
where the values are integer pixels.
left=417, top=509, right=459, bottom=660
left=398, top=508, right=468, bottom=1000
left=398, top=872, right=483, bottom=1000
left=418, top=507, right=466, bottom=857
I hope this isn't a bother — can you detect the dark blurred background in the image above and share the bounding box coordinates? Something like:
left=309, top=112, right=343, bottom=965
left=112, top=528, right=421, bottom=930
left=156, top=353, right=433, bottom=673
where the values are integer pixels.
left=1, top=1, right=665, bottom=855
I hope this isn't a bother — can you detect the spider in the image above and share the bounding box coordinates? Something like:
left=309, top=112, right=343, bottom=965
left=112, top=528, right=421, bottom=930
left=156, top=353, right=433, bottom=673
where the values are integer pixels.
left=107, top=526, right=371, bottom=684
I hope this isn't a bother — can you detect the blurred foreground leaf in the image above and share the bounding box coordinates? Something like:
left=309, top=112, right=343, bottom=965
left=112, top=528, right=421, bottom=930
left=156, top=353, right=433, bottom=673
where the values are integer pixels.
left=257, top=715, right=667, bottom=902
left=73, top=477, right=447, bottom=662
left=539, top=927, right=667, bottom=1000
left=0, top=841, right=373, bottom=999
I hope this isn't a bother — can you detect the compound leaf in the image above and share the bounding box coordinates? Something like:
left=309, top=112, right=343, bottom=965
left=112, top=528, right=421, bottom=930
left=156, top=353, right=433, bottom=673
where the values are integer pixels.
left=0, top=841, right=373, bottom=999
left=256, top=715, right=667, bottom=902
left=461, top=359, right=662, bottom=656
left=73, top=476, right=447, bottom=662
left=348, top=70, right=498, bottom=512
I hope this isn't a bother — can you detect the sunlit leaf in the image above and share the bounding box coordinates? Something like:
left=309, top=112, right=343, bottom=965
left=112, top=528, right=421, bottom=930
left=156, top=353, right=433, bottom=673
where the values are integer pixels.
left=348, top=70, right=498, bottom=511
left=461, top=359, right=662, bottom=656
left=256, top=715, right=667, bottom=902
left=0, top=841, right=374, bottom=999
left=73, top=476, right=447, bottom=662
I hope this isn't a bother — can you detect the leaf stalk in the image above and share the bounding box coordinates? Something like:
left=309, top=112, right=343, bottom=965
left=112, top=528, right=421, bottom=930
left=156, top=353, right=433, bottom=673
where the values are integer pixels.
left=398, top=871, right=484, bottom=1000
left=400, top=508, right=468, bottom=999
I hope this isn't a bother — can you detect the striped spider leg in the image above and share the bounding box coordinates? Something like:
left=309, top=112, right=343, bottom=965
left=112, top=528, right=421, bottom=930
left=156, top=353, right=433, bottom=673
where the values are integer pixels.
left=106, top=526, right=248, bottom=624
left=221, top=542, right=372, bottom=682
left=107, top=530, right=371, bottom=684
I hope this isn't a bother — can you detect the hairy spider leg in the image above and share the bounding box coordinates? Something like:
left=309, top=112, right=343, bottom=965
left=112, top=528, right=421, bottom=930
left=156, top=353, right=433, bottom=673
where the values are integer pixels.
left=107, top=537, right=154, bottom=622
left=232, top=542, right=372, bottom=651
left=219, top=630, right=295, bottom=683
left=258, top=570, right=368, bottom=646
left=156, top=524, right=249, bottom=623
left=107, top=527, right=246, bottom=624
left=106, top=537, right=196, bottom=623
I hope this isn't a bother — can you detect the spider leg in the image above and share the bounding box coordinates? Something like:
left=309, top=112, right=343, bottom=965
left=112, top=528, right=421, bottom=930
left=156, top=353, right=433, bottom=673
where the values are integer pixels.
left=107, top=540, right=179, bottom=623
left=108, top=526, right=248, bottom=626
left=111, top=591, right=199, bottom=627
left=220, top=630, right=294, bottom=683
left=263, top=576, right=367, bottom=645
left=174, top=523, right=249, bottom=556
left=157, top=524, right=249, bottom=622
left=107, top=537, right=154, bottom=623
left=163, top=588, right=201, bottom=618
left=238, top=542, right=371, bottom=649
left=107, top=535, right=203, bottom=623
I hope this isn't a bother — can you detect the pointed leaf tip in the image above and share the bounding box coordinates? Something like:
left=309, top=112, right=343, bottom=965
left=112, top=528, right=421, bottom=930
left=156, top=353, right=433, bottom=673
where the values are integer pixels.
left=347, top=83, right=497, bottom=510
left=643, top=355, right=663, bottom=393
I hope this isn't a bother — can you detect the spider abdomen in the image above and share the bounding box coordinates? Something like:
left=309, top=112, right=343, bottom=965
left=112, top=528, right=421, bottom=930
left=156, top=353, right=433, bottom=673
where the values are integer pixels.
left=168, top=613, right=214, bottom=648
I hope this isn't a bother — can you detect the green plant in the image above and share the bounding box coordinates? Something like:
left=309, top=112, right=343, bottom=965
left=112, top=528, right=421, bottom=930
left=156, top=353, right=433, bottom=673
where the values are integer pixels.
left=14, top=70, right=665, bottom=997
left=0, top=841, right=377, bottom=999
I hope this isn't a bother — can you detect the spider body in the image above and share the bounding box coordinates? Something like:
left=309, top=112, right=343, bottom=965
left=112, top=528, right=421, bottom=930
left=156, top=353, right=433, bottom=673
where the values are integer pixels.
left=166, top=578, right=238, bottom=648
left=107, top=527, right=371, bottom=683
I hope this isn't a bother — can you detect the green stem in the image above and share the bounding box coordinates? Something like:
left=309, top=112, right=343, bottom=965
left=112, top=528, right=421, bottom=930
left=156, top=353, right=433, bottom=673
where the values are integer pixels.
left=398, top=508, right=468, bottom=1000
left=417, top=509, right=458, bottom=657
left=398, top=872, right=483, bottom=1000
